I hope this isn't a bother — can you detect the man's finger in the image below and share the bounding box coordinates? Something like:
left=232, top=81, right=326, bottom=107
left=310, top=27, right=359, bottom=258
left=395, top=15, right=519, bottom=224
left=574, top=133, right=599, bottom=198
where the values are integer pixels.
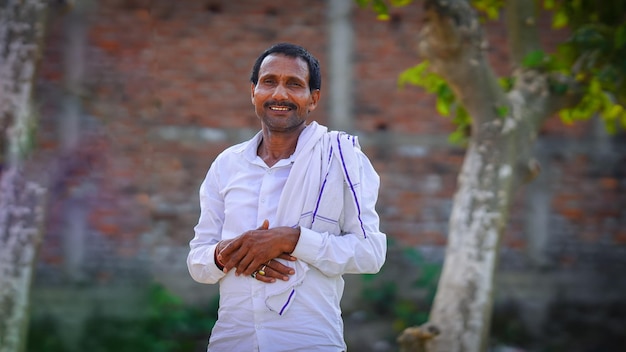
left=252, top=268, right=276, bottom=283
left=251, top=263, right=288, bottom=282
left=258, top=219, right=269, bottom=230
left=277, top=252, right=297, bottom=261
left=222, top=220, right=268, bottom=266
left=269, top=259, right=295, bottom=277
left=217, top=244, right=233, bottom=270
left=236, top=252, right=257, bottom=276
left=266, top=264, right=290, bottom=281
left=219, top=239, right=247, bottom=273
left=218, top=238, right=238, bottom=258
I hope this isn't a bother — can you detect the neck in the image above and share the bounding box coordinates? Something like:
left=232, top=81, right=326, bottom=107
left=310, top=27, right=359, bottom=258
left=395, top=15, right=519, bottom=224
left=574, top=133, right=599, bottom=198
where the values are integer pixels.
left=257, top=128, right=302, bottom=167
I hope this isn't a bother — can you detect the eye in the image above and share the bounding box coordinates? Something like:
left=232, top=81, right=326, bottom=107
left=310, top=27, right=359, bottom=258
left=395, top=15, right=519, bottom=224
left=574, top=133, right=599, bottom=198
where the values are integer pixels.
left=262, top=78, right=275, bottom=85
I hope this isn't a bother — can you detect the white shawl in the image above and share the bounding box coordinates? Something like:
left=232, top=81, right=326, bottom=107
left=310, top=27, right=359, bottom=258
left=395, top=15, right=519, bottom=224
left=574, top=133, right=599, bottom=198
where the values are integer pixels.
left=265, top=122, right=367, bottom=315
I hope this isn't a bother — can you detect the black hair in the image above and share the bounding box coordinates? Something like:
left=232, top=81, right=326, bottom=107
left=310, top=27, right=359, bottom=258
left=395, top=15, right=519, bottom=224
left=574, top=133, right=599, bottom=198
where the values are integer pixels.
left=250, top=43, right=321, bottom=92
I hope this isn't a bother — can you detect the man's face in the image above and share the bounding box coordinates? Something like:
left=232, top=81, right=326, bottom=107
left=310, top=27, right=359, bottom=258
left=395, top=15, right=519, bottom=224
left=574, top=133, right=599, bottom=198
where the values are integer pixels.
left=251, top=54, right=320, bottom=133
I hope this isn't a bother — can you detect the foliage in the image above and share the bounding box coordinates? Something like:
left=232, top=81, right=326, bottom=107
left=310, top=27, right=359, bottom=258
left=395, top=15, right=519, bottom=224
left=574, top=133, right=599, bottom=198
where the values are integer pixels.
left=360, top=243, right=442, bottom=332
left=355, top=0, right=506, bottom=21
left=398, top=61, right=472, bottom=145
left=541, top=300, right=626, bottom=351
left=26, top=315, right=69, bottom=352
left=354, top=0, right=412, bottom=20
left=489, top=301, right=532, bottom=348
left=543, top=0, right=626, bottom=132
left=357, top=0, right=626, bottom=135
left=471, top=0, right=505, bottom=21
left=27, top=284, right=219, bottom=352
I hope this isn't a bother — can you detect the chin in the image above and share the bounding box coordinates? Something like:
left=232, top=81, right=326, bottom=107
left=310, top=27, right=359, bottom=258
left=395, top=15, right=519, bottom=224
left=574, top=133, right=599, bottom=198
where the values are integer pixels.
left=262, top=117, right=305, bottom=131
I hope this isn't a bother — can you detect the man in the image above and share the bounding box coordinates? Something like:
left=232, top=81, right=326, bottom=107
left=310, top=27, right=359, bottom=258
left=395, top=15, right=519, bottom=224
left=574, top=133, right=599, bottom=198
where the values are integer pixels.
left=187, top=42, right=387, bottom=351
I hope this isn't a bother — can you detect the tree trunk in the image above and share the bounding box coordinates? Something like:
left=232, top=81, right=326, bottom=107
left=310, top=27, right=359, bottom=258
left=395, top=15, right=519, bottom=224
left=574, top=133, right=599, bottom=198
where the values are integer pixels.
left=399, top=0, right=560, bottom=351
left=0, top=1, right=49, bottom=351
left=426, top=136, right=515, bottom=352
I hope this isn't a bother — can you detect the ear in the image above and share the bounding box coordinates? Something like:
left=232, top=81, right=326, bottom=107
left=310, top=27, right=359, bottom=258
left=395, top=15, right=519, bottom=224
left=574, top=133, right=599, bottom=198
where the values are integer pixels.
left=250, top=83, right=256, bottom=104
left=308, top=89, right=321, bottom=112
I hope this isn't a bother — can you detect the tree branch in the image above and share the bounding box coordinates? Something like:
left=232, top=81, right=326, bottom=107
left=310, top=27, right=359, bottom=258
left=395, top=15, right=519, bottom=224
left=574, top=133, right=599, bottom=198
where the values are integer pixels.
left=418, top=0, right=507, bottom=128
left=504, top=0, right=541, bottom=68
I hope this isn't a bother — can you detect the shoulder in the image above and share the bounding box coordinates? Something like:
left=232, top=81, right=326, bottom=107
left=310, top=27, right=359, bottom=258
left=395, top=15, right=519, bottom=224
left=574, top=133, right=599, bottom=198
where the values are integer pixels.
left=210, top=137, right=256, bottom=171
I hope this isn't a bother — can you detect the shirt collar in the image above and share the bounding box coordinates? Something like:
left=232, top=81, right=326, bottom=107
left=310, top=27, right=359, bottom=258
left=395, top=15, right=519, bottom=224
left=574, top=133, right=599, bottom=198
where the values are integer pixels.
left=240, top=123, right=321, bottom=164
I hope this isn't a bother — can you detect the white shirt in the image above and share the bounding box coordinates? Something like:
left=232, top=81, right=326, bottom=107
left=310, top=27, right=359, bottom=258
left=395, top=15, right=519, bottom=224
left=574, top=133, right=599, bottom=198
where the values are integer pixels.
left=187, top=123, right=387, bottom=352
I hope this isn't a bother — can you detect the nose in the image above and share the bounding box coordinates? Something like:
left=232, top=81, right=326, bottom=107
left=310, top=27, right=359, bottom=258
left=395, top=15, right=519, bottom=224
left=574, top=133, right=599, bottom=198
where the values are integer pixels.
left=272, top=84, right=288, bottom=100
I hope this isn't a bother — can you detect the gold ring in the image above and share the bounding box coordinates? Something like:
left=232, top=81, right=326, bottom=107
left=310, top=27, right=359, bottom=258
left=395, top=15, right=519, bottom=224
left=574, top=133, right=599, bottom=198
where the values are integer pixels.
left=258, top=265, right=267, bottom=276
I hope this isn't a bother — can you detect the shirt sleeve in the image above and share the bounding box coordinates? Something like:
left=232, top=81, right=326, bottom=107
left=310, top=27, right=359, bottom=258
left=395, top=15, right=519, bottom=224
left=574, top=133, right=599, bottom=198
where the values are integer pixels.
left=291, top=150, right=387, bottom=276
left=187, top=164, right=227, bottom=284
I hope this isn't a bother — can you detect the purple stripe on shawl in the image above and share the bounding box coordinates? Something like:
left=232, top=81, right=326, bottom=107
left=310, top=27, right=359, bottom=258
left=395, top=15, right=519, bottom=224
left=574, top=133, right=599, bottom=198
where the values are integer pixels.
left=311, top=145, right=334, bottom=226
left=279, top=289, right=296, bottom=315
left=313, top=214, right=338, bottom=223
left=336, top=133, right=367, bottom=239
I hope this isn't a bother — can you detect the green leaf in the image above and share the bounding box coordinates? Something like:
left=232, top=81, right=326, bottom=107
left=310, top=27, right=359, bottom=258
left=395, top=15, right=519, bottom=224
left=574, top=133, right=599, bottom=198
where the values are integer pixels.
left=496, top=105, right=509, bottom=118
left=522, top=50, right=546, bottom=68
left=486, top=6, right=499, bottom=20
left=436, top=97, right=451, bottom=116
left=553, top=10, right=569, bottom=29
left=470, top=0, right=504, bottom=21
left=559, top=108, right=574, bottom=124
left=357, top=0, right=392, bottom=20
left=398, top=61, right=430, bottom=88
left=550, top=81, right=569, bottom=95
left=390, top=0, right=413, bottom=6
left=448, top=128, right=468, bottom=145
left=498, top=76, right=514, bottom=91
left=543, top=0, right=555, bottom=10
left=437, top=84, right=454, bottom=104
left=603, top=104, right=624, bottom=120
left=372, top=0, right=389, bottom=18
left=615, top=25, right=626, bottom=49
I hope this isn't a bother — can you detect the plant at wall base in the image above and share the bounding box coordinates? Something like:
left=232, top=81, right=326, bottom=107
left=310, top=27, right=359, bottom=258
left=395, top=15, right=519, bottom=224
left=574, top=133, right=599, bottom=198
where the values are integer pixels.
left=488, top=300, right=532, bottom=349
left=27, top=284, right=219, bottom=352
left=77, top=284, right=219, bottom=352
left=360, top=245, right=442, bottom=335
left=26, top=315, right=69, bottom=352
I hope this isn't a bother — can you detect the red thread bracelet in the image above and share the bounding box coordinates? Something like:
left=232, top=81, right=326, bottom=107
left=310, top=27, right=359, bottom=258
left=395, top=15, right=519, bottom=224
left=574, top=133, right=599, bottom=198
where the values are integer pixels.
left=214, top=247, right=225, bottom=270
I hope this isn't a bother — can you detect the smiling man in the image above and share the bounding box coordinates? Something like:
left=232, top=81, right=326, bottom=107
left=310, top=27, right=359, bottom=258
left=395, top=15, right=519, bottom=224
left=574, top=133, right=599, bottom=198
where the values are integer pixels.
left=187, top=43, right=387, bottom=352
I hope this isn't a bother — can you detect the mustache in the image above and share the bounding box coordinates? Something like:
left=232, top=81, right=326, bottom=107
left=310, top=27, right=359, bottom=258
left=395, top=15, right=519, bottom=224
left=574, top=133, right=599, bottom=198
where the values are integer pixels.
left=264, top=101, right=297, bottom=110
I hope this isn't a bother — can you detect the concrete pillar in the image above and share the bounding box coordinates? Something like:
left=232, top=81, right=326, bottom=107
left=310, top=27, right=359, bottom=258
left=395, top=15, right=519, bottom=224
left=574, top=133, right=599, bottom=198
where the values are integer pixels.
left=327, top=0, right=354, bottom=132
left=60, top=0, right=93, bottom=284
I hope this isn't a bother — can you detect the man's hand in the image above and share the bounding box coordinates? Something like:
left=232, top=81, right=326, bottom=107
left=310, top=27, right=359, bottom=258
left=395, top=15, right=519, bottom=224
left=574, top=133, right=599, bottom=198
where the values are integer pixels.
left=250, top=257, right=297, bottom=283
left=217, top=220, right=299, bottom=281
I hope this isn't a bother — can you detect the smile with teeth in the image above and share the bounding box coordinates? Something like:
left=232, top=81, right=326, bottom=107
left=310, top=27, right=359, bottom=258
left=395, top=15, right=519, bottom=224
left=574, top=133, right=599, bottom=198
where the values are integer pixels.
left=270, top=106, right=291, bottom=111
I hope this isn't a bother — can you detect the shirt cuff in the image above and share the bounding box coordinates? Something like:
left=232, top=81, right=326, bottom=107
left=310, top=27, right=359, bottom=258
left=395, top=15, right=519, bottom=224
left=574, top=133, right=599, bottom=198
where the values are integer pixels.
left=291, top=226, right=323, bottom=264
left=187, top=243, right=227, bottom=283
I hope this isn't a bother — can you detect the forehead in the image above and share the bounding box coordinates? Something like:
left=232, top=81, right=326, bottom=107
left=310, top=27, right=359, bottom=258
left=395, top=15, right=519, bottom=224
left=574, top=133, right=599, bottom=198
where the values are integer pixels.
left=258, top=54, right=310, bottom=81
